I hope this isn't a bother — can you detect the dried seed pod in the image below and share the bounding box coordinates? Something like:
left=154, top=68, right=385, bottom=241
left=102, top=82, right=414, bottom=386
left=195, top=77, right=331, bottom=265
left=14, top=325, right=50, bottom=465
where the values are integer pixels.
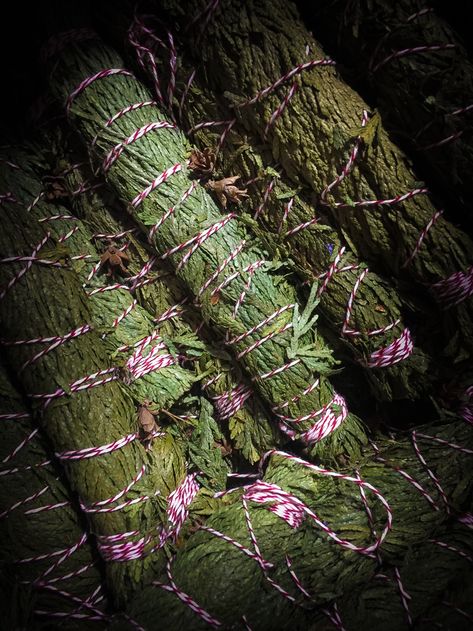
left=205, top=176, right=249, bottom=208
left=188, top=147, right=216, bottom=176
left=138, top=400, right=158, bottom=437
left=99, top=242, right=130, bottom=277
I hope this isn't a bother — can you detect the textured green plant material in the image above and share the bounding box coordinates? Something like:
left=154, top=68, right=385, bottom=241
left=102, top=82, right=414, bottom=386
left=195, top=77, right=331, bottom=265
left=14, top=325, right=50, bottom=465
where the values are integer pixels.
left=51, top=132, right=280, bottom=466
left=307, top=0, right=473, bottom=227
left=312, top=522, right=473, bottom=630
left=154, top=0, right=473, bottom=364
left=134, top=40, right=436, bottom=404
left=0, top=151, right=192, bottom=604
left=16, top=146, right=194, bottom=409
left=0, top=363, right=106, bottom=629
left=47, top=36, right=368, bottom=463
left=110, top=418, right=473, bottom=629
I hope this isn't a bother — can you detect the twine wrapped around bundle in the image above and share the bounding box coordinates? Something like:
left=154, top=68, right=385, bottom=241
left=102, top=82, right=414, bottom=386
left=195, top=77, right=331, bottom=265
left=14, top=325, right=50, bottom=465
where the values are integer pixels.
left=0, top=363, right=107, bottom=629
left=119, top=16, right=436, bottom=404
left=111, top=418, right=473, bottom=629
left=46, top=35, right=369, bottom=462
left=52, top=132, right=279, bottom=465
left=308, top=0, right=473, bottom=228
left=151, top=0, right=473, bottom=366
left=0, top=150, right=199, bottom=604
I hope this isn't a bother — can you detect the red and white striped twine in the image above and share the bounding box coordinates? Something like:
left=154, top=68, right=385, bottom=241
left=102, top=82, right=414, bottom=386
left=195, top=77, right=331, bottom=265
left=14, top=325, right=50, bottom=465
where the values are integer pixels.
left=109, top=299, right=137, bottom=331
left=0, top=484, right=50, bottom=520
left=102, top=121, right=176, bottom=173
left=0, top=254, right=63, bottom=267
left=366, top=328, right=413, bottom=368
left=154, top=301, right=186, bottom=326
left=0, top=411, right=31, bottom=421
left=286, top=556, right=347, bottom=630
left=411, top=430, right=450, bottom=513
left=97, top=531, right=154, bottom=563
left=342, top=268, right=401, bottom=339
left=188, top=118, right=233, bottom=135
left=125, top=341, right=175, bottom=381
left=200, top=523, right=273, bottom=570
left=216, top=118, right=236, bottom=156
left=414, top=432, right=473, bottom=455
left=211, top=383, right=253, bottom=420
left=448, top=103, right=473, bottom=118
left=284, top=216, right=318, bottom=238
left=197, top=239, right=246, bottom=300
left=374, top=450, right=440, bottom=512
left=0, top=233, right=50, bottom=301
left=261, top=449, right=393, bottom=554
left=29, top=367, right=119, bottom=409
left=254, top=358, right=301, bottom=382
left=130, top=163, right=183, bottom=209
left=331, top=187, right=429, bottom=209
left=393, top=567, right=413, bottom=627
left=314, top=263, right=364, bottom=287
left=278, top=393, right=348, bottom=444
left=263, top=82, right=298, bottom=139
left=277, top=197, right=294, bottom=234
left=254, top=178, right=276, bottom=220
left=36, top=583, right=107, bottom=622
left=148, top=181, right=199, bottom=243
left=16, top=533, right=87, bottom=566
left=210, top=260, right=266, bottom=302
left=80, top=464, right=147, bottom=513
left=162, top=473, right=200, bottom=542
left=55, top=432, right=141, bottom=461
left=0, top=192, right=17, bottom=203
left=24, top=499, right=70, bottom=516
left=431, top=266, right=473, bottom=308
left=232, top=260, right=265, bottom=318
left=95, top=471, right=199, bottom=562
left=15, top=323, right=93, bottom=372
left=175, top=214, right=236, bottom=272
left=91, top=100, right=157, bottom=147
left=419, top=130, right=463, bottom=151
left=237, top=322, right=293, bottom=359
left=167, top=31, right=177, bottom=111
left=25, top=191, right=45, bottom=213
left=403, top=209, right=443, bottom=267
left=153, top=557, right=222, bottom=628
left=429, top=540, right=473, bottom=565
left=236, top=59, right=336, bottom=109
left=2, top=428, right=39, bottom=464
left=123, top=260, right=156, bottom=292
left=321, top=110, right=369, bottom=203
left=372, top=43, right=456, bottom=73
left=245, top=470, right=390, bottom=556
left=317, top=246, right=346, bottom=297
left=272, top=377, right=320, bottom=412
left=66, top=69, right=133, bottom=113
left=0, top=458, right=52, bottom=478
left=459, top=513, right=473, bottom=529
left=227, top=303, right=295, bottom=347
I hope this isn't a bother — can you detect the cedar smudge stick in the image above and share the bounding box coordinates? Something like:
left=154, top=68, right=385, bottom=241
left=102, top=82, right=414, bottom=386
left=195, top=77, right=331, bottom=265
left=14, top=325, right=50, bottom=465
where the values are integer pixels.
left=119, top=14, right=437, bottom=404
left=112, top=418, right=473, bottom=629
left=46, top=34, right=368, bottom=463
left=305, top=0, right=473, bottom=230
left=0, top=148, right=194, bottom=605
left=0, top=362, right=107, bottom=629
left=152, top=0, right=473, bottom=367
